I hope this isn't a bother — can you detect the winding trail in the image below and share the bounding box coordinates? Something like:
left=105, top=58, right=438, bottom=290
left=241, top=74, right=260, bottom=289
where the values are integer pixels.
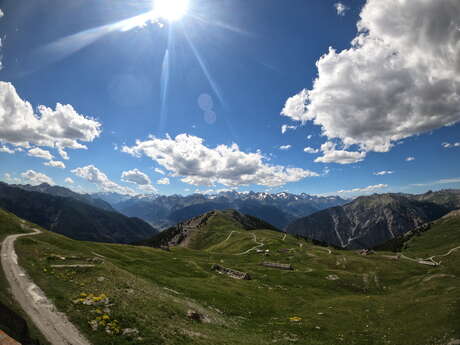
left=224, top=230, right=241, bottom=242
left=236, top=233, right=264, bottom=255
left=1, top=225, right=91, bottom=345
left=384, top=246, right=460, bottom=267
left=281, top=233, right=287, bottom=241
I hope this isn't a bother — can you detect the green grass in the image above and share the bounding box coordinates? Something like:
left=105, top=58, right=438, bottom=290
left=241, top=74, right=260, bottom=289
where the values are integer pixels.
left=2, top=210, right=460, bottom=345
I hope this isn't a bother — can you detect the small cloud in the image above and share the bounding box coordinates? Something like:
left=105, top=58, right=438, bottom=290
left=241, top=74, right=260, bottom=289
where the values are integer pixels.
left=157, top=177, right=170, bottom=185
left=65, top=177, right=74, bottom=184
left=21, top=170, right=55, bottom=185
left=304, top=147, right=319, bottom=154
left=154, top=168, right=165, bottom=175
left=337, top=184, right=388, bottom=195
left=334, top=2, right=349, bottom=16
left=307, top=135, right=313, bottom=140
left=406, top=157, right=415, bottom=162
left=27, top=147, right=54, bottom=160
left=374, top=170, right=394, bottom=176
left=121, top=168, right=157, bottom=192
left=44, top=160, right=66, bottom=169
left=72, top=165, right=135, bottom=195
left=279, top=145, right=292, bottom=151
left=315, top=142, right=365, bottom=164
left=3, top=173, right=21, bottom=184
left=281, top=125, right=297, bottom=134
left=411, top=177, right=460, bottom=187
left=0, top=9, right=4, bottom=18
left=0, top=145, right=15, bottom=154
left=442, top=142, right=460, bottom=148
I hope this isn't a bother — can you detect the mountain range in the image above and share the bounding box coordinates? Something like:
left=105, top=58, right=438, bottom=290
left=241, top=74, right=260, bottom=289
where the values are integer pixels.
left=0, top=182, right=158, bottom=243
left=95, top=190, right=347, bottom=230
left=286, top=190, right=460, bottom=249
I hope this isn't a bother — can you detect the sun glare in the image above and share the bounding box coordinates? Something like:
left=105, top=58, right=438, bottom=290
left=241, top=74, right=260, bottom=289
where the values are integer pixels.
left=154, top=0, right=189, bottom=21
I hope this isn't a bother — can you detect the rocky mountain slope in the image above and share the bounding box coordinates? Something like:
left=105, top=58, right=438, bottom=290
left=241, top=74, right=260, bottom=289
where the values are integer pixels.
left=138, top=209, right=279, bottom=249
left=102, top=191, right=347, bottom=230
left=0, top=183, right=158, bottom=243
left=286, top=193, right=452, bottom=249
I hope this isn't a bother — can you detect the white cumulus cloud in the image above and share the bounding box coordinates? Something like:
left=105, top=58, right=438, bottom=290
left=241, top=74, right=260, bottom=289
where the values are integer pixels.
left=121, top=168, right=157, bottom=192
left=0, top=145, right=14, bottom=154
left=304, top=147, right=319, bottom=154
left=442, top=142, right=460, bottom=148
left=406, top=157, right=415, bottom=162
left=282, top=0, right=460, bottom=161
left=334, top=2, right=349, bottom=16
left=65, top=177, right=74, bottom=184
left=72, top=165, right=134, bottom=195
left=157, top=177, right=170, bottom=185
left=154, top=168, right=165, bottom=175
left=122, top=134, right=318, bottom=187
left=337, top=183, right=388, bottom=195
left=314, top=142, right=366, bottom=164
left=21, top=170, right=55, bottom=185
left=281, top=125, right=297, bottom=134
left=0, top=82, right=102, bottom=159
left=44, top=160, right=66, bottom=169
left=279, top=145, right=292, bottom=151
left=27, top=147, right=54, bottom=160
left=374, top=170, right=394, bottom=176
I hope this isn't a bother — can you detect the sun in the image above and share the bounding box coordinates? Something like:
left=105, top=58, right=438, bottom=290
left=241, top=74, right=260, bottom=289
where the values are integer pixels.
left=154, top=0, right=189, bottom=22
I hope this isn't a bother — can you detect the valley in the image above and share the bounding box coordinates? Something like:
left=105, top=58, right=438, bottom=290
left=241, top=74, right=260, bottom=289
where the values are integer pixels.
left=1, top=208, right=459, bottom=345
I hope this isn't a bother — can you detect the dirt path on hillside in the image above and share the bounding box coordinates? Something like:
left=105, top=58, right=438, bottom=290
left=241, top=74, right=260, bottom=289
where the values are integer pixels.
left=236, top=233, right=264, bottom=255
left=1, top=225, right=92, bottom=345
left=385, top=246, right=460, bottom=267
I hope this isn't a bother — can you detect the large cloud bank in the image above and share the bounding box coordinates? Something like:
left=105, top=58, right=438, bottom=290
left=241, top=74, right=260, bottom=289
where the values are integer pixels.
left=282, top=0, right=460, bottom=162
left=122, top=134, right=318, bottom=187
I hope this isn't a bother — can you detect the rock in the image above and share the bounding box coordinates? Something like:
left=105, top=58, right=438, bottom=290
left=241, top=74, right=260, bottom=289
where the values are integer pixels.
left=187, top=310, right=207, bottom=322
left=97, top=276, right=105, bottom=282
left=122, top=328, right=139, bottom=337
left=326, top=275, right=340, bottom=281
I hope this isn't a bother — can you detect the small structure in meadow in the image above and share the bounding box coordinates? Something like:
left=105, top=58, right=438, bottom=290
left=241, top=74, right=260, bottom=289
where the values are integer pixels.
left=211, top=264, right=251, bottom=280
left=260, top=262, right=293, bottom=270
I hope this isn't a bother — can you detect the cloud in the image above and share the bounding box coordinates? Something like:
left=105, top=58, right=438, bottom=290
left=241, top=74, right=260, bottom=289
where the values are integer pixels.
left=314, top=142, right=366, bottom=164
left=442, top=142, right=460, bottom=148
left=0, top=82, right=102, bottom=159
left=412, top=177, right=460, bottom=187
left=279, top=145, right=292, bottom=151
left=72, top=165, right=135, bottom=195
left=3, top=173, right=21, bottom=184
left=374, top=170, right=394, bottom=176
left=406, top=157, right=415, bottom=162
left=337, top=183, right=388, bottom=195
left=281, top=125, right=297, bottom=134
left=282, top=0, right=460, bottom=156
left=65, top=177, right=74, bottom=184
left=334, top=2, right=349, bottom=16
left=121, top=168, right=158, bottom=192
left=122, top=134, right=319, bottom=187
left=157, top=177, right=170, bottom=185
left=304, top=147, right=319, bottom=154
left=0, top=145, right=14, bottom=154
left=27, top=147, right=54, bottom=160
left=154, top=168, right=165, bottom=175
left=307, top=135, right=313, bottom=140
left=44, top=160, right=66, bottom=169
left=21, top=170, right=55, bottom=185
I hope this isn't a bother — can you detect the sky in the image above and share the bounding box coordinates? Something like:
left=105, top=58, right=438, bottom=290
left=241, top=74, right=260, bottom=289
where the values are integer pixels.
left=0, top=0, right=459, bottom=197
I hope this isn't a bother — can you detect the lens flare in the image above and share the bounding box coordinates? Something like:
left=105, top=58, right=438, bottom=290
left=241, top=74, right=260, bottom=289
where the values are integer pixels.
left=154, top=0, right=189, bottom=21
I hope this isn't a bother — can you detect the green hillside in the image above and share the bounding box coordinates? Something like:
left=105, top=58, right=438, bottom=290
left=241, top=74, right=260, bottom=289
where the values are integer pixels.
left=1, top=209, right=459, bottom=345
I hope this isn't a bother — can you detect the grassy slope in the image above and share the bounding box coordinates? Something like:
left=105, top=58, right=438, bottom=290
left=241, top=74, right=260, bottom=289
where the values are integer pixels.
left=3, top=210, right=460, bottom=345
left=0, top=209, right=50, bottom=344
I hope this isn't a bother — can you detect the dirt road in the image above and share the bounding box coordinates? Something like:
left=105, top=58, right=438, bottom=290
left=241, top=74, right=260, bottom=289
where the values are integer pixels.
left=1, top=226, right=91, bottom=345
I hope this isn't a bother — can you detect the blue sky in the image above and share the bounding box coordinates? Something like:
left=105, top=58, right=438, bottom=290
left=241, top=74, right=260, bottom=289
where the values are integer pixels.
left=0, top=0, right=459, bottom=197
